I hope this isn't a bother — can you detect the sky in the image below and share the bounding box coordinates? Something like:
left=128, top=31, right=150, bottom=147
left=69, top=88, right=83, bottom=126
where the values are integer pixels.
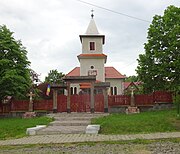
left=0, top=0, right=179, bottom=81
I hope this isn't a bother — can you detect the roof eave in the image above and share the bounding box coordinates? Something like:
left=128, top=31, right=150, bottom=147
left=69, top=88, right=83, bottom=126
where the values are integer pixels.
left=79, top=35, right=105, bottom=44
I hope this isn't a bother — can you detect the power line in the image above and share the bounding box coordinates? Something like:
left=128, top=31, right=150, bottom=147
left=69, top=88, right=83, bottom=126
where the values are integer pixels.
left=75, top=0, right=151, bottom=23
left=124, top=60, right=137, bottom=67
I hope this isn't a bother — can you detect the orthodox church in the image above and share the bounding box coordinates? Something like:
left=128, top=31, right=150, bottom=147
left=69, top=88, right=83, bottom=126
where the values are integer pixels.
left=66, top=14, right=125, bottom=95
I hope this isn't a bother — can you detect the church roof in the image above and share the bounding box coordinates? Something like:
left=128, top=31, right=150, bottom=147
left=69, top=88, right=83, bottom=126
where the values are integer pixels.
left=85, top=18, right=99, bottom=35
left=66, top=67, right=125, bottom=79
left=79, top=18, right=105, bottom=44
left=77, top=54, right=107, bottom=63
left=105, top=67, right=125, bottom=79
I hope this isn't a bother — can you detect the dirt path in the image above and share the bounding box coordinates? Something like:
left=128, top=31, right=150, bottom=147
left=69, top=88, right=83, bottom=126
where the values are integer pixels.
left=0, top=141, right=180, bottom=154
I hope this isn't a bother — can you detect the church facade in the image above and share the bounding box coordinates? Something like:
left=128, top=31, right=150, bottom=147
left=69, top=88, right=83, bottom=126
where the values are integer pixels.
left=66, top=15, right=125, bottom=95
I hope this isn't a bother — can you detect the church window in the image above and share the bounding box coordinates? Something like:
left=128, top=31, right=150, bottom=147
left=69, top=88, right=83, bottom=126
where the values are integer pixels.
left=74, top=87, right=77, bottom=94
left=70, top=87, right=73, bottom=95
left=90, top=66, right=94, bottom=69
left=114, top=87, right=117, bottom=95
left=110, top=87, right=113, bottom=95
left=90, top=42, right=95, bottom=50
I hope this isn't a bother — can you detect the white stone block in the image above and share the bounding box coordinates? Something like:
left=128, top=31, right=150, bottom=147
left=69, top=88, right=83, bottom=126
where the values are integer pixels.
left=26, top=125, right=46, bottom=135
left=86, top=125, right=100, bottom=134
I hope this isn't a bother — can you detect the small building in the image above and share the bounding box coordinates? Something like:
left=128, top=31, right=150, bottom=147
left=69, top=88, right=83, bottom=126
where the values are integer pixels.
left=123, top=82, right=141, bottom=94
left=66, top=14, right=125, bottom=95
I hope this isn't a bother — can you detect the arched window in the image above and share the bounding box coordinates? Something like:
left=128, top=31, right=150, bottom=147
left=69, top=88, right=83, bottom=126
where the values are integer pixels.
left=74, top=87, right=77, bottom=95
left=110, top=87, right=113, bottom=95
left=114, top=87, right=117, bottom=95
left=70, top=87, right=73, bottom=95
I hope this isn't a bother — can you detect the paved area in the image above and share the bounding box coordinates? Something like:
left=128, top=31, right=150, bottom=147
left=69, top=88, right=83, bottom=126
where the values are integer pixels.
left=37, top=113, right=109, bottom=135
left=0, top=132, right=180, bottom=146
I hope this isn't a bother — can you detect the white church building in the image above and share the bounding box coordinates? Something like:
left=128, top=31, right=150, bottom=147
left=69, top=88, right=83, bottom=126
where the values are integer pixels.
left=66, top=14, right=125, bottom=95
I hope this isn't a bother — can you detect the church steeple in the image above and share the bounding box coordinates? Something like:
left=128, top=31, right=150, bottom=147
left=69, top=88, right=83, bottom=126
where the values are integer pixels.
left=78, top=12, right=106, bottom=82
left=85, top=18, right=99, bottom=35
left=79, top=12, right=105, bottom=44
left=85, top=10, right=99, bottom=35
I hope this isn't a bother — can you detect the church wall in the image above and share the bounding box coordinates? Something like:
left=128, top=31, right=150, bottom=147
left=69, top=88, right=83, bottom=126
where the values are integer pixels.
left=82, top=37, right=103, bottom=53
left=80, top=58, right=105, bottom=82
left=105, top=78, right=125, bottom=95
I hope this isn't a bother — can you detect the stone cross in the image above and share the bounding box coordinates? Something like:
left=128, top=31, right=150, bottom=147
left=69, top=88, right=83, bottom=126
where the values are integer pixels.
left=130, top=86, right=135, bottom=107
left=27, top=92, right=35, bottom=112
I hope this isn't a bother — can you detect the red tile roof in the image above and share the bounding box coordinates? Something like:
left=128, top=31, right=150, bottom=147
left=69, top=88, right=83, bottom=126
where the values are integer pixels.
left=124, top=82, right=142, bottom=90
left=105, top=67, right=125, bottom=79
left=78, top=54, right=107, bottom=57
left=66, top=67, right=80, bottom=76
left=124, top=82, right=133, bottom=89
left=66, top=67, right=125, bottom=79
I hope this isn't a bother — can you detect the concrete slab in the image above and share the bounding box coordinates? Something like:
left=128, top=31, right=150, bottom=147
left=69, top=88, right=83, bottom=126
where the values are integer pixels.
left=26, top=125, right=46, bottom=135
left=49, top=120, right=90, bottom=126
left=86, top=125, right=100, bottom=134
left=36, top=126, right=87, bottom=135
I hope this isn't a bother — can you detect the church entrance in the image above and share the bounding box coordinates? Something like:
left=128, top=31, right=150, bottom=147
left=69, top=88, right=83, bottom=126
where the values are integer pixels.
left=51, top=76, right=109, bottom=113
left=69, top=93, right=104, bottom=112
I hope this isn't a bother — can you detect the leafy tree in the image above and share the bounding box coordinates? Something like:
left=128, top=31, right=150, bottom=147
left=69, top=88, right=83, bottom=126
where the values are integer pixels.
left=0, top=25, right=31, bottom=101
left=136, top=5, right=180, bottom=93
left=45, top=69, right=65, bottom=84
left=125, top=75, right=138, bottom=82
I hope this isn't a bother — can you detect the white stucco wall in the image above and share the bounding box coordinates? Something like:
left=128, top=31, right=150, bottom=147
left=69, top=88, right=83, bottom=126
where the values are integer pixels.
left=81, top=37, right=103, bottom=53
left=105, top=78, right=125, bottom=95
left=64, top=83, right=80, bottom=95
left=80, top=58, right=105, bottom=82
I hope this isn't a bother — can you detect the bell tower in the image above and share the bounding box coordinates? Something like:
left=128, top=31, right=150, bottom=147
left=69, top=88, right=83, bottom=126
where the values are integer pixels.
left=78, top=11, right=107, bottom=82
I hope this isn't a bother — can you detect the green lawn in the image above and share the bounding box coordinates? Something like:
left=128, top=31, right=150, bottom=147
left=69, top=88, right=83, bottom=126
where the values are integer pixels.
left=0, top=116, right=53, bottom=140
left=92, top=110, right=180, bottom=135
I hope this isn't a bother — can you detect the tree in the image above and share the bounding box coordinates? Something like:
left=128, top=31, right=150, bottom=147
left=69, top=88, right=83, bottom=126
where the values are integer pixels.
left=0, top=25, right=31, bottom=101
left=125, top=75, right=139, bottom=82
left=45, top=69, right=65, bottom=84
left=136, top=5, right=180, bottom=93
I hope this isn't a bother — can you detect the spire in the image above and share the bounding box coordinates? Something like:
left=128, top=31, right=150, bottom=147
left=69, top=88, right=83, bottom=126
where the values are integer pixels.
left=85, top=10, right=99, bottom=34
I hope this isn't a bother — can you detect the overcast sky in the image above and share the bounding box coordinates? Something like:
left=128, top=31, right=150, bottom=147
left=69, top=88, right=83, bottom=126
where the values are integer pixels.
left=0, top=0, right=179, bottom=81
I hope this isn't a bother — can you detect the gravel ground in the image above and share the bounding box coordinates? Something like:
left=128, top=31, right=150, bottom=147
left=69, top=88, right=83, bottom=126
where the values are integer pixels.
left=0, top=142, right=180, bottom=154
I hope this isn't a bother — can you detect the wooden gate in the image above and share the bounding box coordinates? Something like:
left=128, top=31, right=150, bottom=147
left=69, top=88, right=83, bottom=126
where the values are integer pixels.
left=69, top=94, right=104, bottom=112
left=70, top=94, right=91, bottom=112
left=57, top=95, right=67, bottom=112
left=95, top=94, right=104, bottom=112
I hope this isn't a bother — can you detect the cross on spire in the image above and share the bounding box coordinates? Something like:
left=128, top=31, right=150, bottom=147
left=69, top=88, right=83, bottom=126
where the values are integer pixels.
left=91, top=9, right=94, bottom=18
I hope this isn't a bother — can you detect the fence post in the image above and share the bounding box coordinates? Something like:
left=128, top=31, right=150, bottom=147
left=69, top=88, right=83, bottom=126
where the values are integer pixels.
left=90, top=82, right=95, bottom=113
left=67, top=82, right=71, bottom=113
left=103, top=88, right=108, bottom=113
left=53, top=89, right=58, bottom=113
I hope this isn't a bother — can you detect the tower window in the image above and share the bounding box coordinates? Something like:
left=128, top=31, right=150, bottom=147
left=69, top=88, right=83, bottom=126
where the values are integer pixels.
left=90, top=42, right=95, bottom=50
